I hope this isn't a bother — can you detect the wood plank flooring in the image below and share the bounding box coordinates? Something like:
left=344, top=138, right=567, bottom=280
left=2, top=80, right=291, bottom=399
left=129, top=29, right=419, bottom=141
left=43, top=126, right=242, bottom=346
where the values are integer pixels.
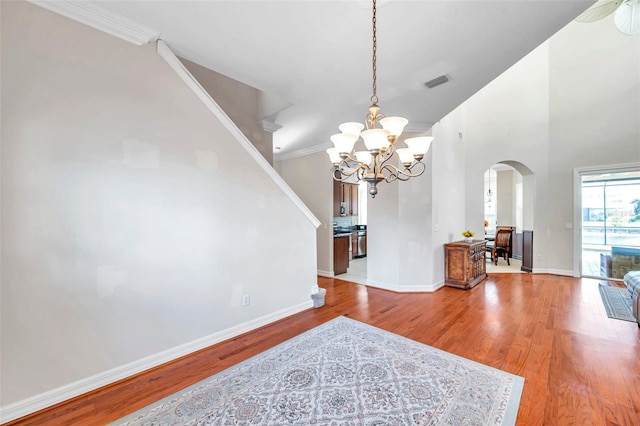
left=5, top=273, right=640, bottom=425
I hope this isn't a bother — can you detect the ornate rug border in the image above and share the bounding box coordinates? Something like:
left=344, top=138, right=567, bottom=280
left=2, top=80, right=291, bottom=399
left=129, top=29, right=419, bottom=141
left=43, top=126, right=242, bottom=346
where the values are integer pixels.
left=598, top=284, right=635, bottom=322
left=112, top=316, right=524, bottom=425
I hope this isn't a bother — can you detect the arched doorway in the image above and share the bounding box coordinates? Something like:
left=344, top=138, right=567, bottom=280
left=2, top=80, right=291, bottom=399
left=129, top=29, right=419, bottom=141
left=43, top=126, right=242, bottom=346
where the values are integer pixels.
left=483, top=161, right=534, bottom=272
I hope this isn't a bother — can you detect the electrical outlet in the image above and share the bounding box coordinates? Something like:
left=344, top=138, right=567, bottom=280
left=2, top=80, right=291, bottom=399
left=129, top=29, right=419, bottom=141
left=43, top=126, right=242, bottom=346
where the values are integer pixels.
left=242, top=294, right=250, bottom=306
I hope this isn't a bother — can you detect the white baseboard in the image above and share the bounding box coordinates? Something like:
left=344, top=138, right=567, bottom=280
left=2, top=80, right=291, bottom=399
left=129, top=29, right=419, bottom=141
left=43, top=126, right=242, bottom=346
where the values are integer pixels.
left=531, top=268, right=575, bottom=277
left=365, top=279, right=444, bottom=293
left=431, top=279, right=446, bottom=291
left=316, top=272, right=444, bottom=293
left=0, top=300, right=313, bottom=424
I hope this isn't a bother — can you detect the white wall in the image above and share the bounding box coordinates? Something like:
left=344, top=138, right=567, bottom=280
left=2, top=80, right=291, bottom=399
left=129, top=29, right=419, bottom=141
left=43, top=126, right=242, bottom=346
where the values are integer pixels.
left=276, top=151, right=333, bottom=275
left=546, top=17, right=640, bottom=272
left=396, top=156, right=434, bottom=290
left=277, top=6, right=639, bottom=290
left=1, top=1, right=317, bottom=415
left=458, top=42, right=551, bottom=272
left=432, top=111, right=467, bottom=285
left=278, top=137, right=442, bottom=291
left=454, top=15, right=639, bottom=275
left=366, top=166, right=402, bottom=289
left=180, top=58, right=274, bottom=165
left=497, top=170, right=514, bottom=226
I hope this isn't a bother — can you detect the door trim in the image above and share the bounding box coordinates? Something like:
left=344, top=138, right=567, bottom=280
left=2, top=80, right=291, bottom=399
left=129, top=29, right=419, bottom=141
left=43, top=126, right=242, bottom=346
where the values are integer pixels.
left=573, top=162, right=640, bottom=277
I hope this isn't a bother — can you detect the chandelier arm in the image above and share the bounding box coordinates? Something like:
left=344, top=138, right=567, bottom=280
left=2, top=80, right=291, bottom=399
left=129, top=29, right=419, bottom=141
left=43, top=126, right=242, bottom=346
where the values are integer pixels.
left=330, top=169, right=344, bottom=182
left=353, top=161, right=371, bottom=177
left=384, top=171, right=400, bottom=183
left=380, top=161, right=426, bottom=182
left=368, top=145, right=392, bottom=173
left=405, top=160, right=427, bottom=176
left=332, top=156, right=371, bottom=181
left=377, top=147, right=395, bottom=165
left=332, top=166, right=361, bottom=181
left=338, top=152, right=363, bottom=168
left=330, top=166, right=343, bottom=181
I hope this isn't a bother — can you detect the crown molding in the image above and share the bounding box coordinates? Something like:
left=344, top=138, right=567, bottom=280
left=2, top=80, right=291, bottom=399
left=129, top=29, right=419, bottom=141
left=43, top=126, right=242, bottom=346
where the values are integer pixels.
left=28, top=0, right=160, bottom=46
left=275, top=143, right=332, bottom=162
left=259, top=119, right=283, bottom=133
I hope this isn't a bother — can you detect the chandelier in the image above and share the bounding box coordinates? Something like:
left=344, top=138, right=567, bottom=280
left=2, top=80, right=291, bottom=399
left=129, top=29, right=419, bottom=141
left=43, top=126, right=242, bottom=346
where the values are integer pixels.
left=326, top=0, right=433, bottom=198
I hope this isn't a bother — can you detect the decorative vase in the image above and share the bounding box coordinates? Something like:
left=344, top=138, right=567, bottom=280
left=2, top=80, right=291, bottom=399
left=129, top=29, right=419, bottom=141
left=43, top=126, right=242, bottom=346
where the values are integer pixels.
left=464, top=237, right=473, bottom=243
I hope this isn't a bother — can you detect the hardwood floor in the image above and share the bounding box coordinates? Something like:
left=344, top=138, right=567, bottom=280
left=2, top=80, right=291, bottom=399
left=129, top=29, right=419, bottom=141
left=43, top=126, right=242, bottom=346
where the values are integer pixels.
left=6, top=274, right=640, bottom=425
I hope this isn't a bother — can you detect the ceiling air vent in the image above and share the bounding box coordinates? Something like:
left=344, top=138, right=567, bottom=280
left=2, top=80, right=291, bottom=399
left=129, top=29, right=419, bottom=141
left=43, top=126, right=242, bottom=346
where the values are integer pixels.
left=424, top=74, right=450, bottom=89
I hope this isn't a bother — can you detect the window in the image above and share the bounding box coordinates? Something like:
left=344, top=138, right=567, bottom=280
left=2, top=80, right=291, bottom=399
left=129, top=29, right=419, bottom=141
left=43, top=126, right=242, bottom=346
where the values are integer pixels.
left=580, top=170, right=640, bottom=278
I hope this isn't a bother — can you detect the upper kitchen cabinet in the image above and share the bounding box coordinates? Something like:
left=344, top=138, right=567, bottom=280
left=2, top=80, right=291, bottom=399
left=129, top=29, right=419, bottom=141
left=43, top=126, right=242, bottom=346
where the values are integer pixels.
left=333, top=180, right=342, bottom=217
left=349, top=183, right=358, bottom=217
left=333, top=181, right=359, bottom=217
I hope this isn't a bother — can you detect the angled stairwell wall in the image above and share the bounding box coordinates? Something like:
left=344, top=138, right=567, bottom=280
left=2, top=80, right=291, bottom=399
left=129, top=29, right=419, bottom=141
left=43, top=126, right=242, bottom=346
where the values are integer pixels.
left=178, top=57, right=275, bottom=165
left=0, top=1, right=319, bottom=421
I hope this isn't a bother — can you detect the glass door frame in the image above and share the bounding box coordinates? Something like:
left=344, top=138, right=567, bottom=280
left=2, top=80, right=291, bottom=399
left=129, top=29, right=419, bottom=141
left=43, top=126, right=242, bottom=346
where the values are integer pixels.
left=573, top=162, right=640, bottom=277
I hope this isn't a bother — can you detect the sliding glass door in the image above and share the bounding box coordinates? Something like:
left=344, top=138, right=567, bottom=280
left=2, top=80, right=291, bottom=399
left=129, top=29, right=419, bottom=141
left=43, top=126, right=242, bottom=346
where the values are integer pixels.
left=581, top=170, right=640, bottom=279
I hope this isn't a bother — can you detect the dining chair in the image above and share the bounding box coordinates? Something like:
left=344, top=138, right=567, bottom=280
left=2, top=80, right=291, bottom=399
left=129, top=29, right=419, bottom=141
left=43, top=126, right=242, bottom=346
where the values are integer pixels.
left=491, top=228, right=512, bottom=265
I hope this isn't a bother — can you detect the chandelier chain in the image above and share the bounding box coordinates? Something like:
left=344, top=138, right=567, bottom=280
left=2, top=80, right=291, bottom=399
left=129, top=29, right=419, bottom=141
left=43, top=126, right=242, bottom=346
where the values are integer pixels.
left=371, top=0, right=378, bottom=105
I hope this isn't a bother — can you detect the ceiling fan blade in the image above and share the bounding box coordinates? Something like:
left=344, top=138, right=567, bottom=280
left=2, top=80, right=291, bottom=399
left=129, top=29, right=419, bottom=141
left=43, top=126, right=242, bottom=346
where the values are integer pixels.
left=614, top=0, right=640, bottom=34
left=575, top=0, right=624, bottom=22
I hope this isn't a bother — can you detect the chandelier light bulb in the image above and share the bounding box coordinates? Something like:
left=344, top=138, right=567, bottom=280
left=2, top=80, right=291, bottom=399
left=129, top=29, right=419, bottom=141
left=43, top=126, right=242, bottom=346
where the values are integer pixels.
left=404, top=136, right=433, bottom=156
left=380, top=116, right=409, bottom=138
left=330, top=133, right=357, bottom=154
left=326, top=147, right=342, bottom=164
left=361, top=128, right=390, bottom=151
left=355, top=151, right=373, bottom=165
left=339, top=122, right=365, bottom=138
left=395, top=148, right=414, bottom=165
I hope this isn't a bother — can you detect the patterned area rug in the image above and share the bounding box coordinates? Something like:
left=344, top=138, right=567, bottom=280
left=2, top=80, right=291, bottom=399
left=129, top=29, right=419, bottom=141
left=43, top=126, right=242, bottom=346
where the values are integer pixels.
left=598, top=284, right=635, bottom=322
left=113, top=317, right=524, bottom=425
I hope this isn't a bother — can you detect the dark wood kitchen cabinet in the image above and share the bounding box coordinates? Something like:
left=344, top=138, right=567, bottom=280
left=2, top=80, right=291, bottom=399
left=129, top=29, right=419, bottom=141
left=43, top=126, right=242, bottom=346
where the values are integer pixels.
left=444, top=240, right=487, bottom=289
left=333, top=181, right=359, bottom=217
left=333, top=181, right=342, bottom=217
left=349, top=183, right=358, bottom=216
left=334, top=235, right=349, bottom=275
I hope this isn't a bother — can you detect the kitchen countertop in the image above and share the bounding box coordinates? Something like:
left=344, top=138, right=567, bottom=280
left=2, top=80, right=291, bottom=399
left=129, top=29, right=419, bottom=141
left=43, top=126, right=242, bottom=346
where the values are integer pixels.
left=333, top=225, right=366, bottom=238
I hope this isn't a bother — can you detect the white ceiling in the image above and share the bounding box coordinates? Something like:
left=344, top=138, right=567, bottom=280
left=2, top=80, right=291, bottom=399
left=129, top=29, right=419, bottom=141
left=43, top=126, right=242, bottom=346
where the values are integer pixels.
left=93, top=0, right=594, bottom=159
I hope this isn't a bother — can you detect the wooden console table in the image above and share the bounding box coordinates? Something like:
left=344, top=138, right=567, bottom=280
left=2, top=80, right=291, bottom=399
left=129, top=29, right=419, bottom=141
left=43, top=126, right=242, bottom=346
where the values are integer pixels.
left=444, top=240, right=487, bottom=289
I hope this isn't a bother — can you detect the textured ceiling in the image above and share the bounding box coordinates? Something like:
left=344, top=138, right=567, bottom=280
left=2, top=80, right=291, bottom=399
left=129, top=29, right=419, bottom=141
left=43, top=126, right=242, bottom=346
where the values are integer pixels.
left=94, top=0, right=594, bottom=159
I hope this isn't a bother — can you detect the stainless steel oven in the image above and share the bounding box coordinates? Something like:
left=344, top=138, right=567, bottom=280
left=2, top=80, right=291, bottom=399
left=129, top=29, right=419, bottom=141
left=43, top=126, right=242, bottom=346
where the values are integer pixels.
left=356, top=231, right=366, bottom=257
